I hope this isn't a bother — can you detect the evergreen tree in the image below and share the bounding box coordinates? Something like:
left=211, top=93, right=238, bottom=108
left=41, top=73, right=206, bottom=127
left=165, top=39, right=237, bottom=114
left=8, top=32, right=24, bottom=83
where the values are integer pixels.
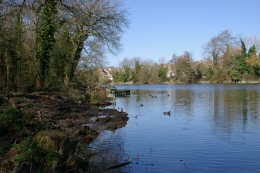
left=241, top=40, right=247, bottom=58
left=246, top=45, right=260, bottom=75
left=229, top=40, right=248, bottom=82
left=158, top=65, right=168, bottom=82
left=248, top=45, right=256, bottom=57
left=236, top=40, right=248, bottom=74
left=123, top=65, right=132, bottom=83
left=132, top=60, right=142, bottom=83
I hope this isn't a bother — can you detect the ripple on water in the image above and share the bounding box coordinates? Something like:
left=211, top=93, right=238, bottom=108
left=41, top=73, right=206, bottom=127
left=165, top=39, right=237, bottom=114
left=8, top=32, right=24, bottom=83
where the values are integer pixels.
left=89, top=84, right=260, bottom=173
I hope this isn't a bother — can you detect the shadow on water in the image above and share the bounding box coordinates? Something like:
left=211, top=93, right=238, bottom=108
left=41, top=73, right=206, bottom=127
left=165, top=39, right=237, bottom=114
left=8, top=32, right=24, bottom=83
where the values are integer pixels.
left=87, top=131, right=131, bottom=173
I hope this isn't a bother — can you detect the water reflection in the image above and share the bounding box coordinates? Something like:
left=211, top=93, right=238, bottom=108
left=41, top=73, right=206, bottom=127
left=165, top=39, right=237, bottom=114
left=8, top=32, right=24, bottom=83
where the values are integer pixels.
left=88, top=130, right=130, bottom=173
left=213, top=88, right=260, bottom=136
left=89, top=84, right=260, bottom=173
left=173, top=89, right=195, bottom=115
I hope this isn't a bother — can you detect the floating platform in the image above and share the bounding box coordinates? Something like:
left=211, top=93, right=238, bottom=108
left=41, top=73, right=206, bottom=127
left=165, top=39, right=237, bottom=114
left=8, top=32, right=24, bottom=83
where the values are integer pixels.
left=110, top=88, right=118, bottom=94
left=113, top=89, right=130, bottom=96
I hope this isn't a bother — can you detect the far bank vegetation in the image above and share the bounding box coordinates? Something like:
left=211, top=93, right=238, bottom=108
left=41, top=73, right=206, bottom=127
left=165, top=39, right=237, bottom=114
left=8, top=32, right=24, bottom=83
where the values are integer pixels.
left=112, top=30, right=260, bottom=84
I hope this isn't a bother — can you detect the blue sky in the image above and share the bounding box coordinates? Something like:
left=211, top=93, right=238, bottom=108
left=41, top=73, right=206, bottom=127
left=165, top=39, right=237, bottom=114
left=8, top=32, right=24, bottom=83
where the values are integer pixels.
left=107, top=0, right=260, bottom=66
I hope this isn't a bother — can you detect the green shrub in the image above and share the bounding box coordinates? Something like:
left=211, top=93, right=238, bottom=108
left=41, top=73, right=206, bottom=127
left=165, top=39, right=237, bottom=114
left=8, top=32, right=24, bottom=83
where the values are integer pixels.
left=46, top=147, right=60, bottom=166
left=12, top=137, right=42, bottom=165
left=12, top=137, right=59, bottom=167
left=0, top=109, right=29, bottom=131
left=24, top=103, right=34, bottom=109
left=38, top=121, right=55, bottom=131
left=229, top=69, right=242, bottom=83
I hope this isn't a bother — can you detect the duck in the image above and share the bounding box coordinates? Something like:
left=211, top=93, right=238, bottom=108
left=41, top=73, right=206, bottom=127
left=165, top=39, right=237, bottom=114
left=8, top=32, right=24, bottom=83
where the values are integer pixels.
left=163, top=111, right=171, bottom=116
left=140, top=104, right=144, bottom=107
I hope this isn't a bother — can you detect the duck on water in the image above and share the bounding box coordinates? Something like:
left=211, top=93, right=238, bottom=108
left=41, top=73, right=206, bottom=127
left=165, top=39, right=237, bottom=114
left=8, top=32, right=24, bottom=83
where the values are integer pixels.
left=163, top=111, right=171, bottom=116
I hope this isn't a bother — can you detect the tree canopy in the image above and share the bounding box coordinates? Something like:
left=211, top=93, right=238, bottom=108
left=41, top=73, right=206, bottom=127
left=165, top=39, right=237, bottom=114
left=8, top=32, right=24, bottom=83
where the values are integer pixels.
left=0, top=0, right=128, bottom=93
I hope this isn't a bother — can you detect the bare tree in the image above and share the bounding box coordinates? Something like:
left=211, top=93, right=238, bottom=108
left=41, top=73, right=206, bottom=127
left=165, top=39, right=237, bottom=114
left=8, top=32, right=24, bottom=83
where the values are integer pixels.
left=59, top=0, right=128, bottom=83
left=0, top=0, right=128, bottom=92
left=120, top=57, right=135, bottom=68
left=203, top=30, right=236, bottom=68
left=78, top=39, right=106, bottom=69
left=242, top=36, right=260, bottom=52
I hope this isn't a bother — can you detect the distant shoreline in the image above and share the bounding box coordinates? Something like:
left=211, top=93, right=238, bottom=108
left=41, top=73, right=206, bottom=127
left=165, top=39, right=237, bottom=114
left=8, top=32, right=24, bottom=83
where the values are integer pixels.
left=111, top=80, right=260, bottom=85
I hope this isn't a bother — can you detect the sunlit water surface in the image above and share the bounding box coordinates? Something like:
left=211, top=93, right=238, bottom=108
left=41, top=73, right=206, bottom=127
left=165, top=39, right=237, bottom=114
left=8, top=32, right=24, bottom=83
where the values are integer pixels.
left=88, top=84, right=260, bottom=173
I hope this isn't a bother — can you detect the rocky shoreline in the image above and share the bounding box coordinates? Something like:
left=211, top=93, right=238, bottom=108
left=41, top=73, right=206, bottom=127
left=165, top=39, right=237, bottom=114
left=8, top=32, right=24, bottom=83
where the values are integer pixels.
left=0, top=91, right=128, bottom=173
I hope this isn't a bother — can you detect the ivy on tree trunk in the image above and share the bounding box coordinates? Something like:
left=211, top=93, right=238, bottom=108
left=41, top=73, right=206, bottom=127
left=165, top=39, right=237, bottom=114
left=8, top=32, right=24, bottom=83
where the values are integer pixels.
left=36, top=0, right=57, bottom=89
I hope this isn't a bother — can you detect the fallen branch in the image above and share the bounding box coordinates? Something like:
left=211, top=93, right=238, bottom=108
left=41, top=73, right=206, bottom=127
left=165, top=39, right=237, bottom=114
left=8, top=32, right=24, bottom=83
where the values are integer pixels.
left=107, top=161, right=132, bottom=170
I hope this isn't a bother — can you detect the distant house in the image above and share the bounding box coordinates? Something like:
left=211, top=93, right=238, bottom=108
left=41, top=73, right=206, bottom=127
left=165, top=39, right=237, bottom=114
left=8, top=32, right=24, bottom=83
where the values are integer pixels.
left=166, top=71, right=175, bottom=78
left=166, top=64, right=175, bottom=78
left=98, top=68, right=113, bottom=81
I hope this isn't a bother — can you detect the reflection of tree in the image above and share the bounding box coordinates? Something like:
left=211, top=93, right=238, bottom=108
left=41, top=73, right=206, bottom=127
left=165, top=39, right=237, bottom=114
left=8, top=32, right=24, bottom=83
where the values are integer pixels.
left=241, top=90, right=248, bottom=128
left=213, top=87, right=259, bottom=135
left=213, top=89, right=232, bottom=135
left=248, top=90, right=259, bottom=119
left=174, top=90, right=194, bottom=113
left=134, top=90, right=152, bottom=103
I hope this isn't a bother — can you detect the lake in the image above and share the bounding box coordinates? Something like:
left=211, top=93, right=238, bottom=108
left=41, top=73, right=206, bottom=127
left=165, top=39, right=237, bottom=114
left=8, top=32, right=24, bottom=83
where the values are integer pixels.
left=88, top=84, right=260, bottom=173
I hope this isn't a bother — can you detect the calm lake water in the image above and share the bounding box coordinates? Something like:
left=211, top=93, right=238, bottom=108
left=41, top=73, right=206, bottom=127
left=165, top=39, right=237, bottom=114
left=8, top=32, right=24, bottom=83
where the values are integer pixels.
left=88, top=84, right=260, bottom=173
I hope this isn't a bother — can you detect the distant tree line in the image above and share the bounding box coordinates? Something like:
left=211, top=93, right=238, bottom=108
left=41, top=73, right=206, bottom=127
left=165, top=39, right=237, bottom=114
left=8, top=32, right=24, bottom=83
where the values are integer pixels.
left=0, top=0, right=127, bottom=94
left=112, top=57, right=169, bottom=84
left=112, top=30, right=260, bottom=84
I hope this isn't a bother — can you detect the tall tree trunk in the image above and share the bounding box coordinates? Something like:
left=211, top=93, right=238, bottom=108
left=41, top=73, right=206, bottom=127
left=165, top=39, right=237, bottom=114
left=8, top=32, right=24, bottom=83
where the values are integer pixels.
left=0, top=52, right=7, bottom=94
left=213, top=51, right=219, bottom=69
left=16, top=2, right=25, bottom=90
left=65, top=33, right=87, bottom=85
left=68, top=45, right=84, bottom=82
left=36, top=0, right=57, bottom=89
left=8, top=48, right=18, bottom=91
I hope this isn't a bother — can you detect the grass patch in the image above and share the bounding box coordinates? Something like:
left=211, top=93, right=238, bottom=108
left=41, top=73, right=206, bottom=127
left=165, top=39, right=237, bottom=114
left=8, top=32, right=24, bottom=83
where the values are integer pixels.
left=24, top=103, right=35, bottom=109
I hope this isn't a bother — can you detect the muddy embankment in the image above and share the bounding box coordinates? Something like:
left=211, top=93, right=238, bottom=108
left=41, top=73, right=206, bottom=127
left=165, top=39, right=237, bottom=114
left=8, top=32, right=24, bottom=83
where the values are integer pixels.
left=0, top=91, right=128, bottom=173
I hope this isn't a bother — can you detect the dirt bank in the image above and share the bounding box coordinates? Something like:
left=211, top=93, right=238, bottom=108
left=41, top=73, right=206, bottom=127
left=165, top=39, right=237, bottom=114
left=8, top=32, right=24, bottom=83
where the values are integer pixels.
left=0, top=91, right=128, bottom=172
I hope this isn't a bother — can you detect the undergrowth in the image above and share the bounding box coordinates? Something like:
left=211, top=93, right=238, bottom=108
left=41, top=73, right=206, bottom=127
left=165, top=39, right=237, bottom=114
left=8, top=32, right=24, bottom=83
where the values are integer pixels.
left=0, top=109, right=29, bottom=133
left=12, top=137, right=59, bottom=167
